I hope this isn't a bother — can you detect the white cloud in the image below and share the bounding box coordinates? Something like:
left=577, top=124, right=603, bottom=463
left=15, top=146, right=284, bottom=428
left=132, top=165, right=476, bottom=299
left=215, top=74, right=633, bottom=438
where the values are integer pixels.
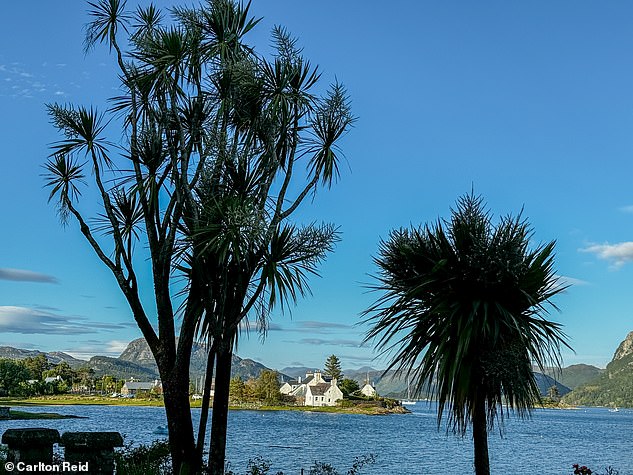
left=580, top=242, right=633, bottom=269
left=0, top=306, right=127, bottom=335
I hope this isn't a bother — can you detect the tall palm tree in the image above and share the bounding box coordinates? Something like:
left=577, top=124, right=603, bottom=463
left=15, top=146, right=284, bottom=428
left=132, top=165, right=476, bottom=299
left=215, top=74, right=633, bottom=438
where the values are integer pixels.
left=364, top=193, right=571, bottom=475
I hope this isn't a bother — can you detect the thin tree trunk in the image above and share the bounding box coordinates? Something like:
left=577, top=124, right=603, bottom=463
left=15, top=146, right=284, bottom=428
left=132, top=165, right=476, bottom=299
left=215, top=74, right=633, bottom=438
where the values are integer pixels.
left=208, top=344, right=233, bottom=474
left=472, top=397, right=490, bottom=475
left=162, top=374, right=197, bottom=475
left=196, top=344, right=216, bottom=462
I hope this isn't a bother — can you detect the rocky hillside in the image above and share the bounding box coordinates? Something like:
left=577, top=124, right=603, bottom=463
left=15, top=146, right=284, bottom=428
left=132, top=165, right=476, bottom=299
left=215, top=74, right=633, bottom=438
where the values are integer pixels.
left=0, top=339, right=285, bottom=382
left=119, top=338, right=287, bottom=381
left=564, top=331, right=633, bottom=407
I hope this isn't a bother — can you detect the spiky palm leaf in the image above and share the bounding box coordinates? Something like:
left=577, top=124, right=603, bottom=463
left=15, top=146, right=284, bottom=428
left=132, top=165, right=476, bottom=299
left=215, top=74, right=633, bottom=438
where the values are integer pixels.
left=364, top=193, right=571, bottom=436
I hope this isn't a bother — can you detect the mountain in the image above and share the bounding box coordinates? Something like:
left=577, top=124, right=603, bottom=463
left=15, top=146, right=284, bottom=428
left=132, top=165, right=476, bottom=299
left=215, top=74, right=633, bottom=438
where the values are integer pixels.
left=533, top=372, right=571, bottom=396
left=564, top=331, right=633, bottom=407
left=0, top=339, right=287, bottom=383
left=541, top=364, right=604, bottom=390
left=119, top=338, right=289, bottom=382
left=87, top=356, right=159, bottom=380
left=279, top=366, right=320, bottom=379
left=0, top=346, right=87, bottom=369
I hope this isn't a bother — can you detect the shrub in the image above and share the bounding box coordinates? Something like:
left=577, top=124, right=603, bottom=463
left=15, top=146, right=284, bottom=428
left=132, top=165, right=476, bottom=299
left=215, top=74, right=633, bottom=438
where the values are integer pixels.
left=115, top=440, right=171, bottom=475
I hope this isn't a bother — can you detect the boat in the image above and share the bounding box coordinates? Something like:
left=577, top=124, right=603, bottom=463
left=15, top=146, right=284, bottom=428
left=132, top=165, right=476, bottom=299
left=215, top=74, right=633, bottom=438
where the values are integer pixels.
left=608, top=405, right=619, bottom=413
left=401, top=379, right=416, bottom=406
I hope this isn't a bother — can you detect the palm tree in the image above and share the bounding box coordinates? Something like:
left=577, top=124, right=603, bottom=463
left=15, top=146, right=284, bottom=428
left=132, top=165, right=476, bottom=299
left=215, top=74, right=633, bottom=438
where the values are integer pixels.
left=364, top=193, right=571, bottom=475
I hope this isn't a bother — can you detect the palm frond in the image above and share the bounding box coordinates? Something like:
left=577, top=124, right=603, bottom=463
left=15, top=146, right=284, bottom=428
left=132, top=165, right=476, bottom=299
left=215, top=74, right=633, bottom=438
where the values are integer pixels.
left=364, top=192, right=571, bottom=435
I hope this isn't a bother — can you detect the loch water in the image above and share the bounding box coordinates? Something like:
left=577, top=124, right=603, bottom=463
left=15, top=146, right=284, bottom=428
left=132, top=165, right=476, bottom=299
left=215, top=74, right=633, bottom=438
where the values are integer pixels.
left=1, top=403, right=631, bottom=474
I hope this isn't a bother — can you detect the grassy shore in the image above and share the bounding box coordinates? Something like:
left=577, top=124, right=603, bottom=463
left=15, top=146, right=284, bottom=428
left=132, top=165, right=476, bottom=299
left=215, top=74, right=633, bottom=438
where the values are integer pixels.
left=1, top=395, right=409, bottom=414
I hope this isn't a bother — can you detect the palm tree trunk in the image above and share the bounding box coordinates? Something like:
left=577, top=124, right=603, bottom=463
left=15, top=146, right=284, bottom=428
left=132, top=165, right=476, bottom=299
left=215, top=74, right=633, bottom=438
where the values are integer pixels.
left=196, top=344, right=216, bottom=462
left=162, top=374, right=197, bottom=474
left=208, top=343, right=233, bottom=474
left=472, top=397, right=490, bottom=475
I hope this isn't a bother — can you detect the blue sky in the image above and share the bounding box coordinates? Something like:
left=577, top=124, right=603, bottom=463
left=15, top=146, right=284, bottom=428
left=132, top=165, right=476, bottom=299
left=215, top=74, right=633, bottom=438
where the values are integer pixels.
left=2, top=1, right=633, bottom=371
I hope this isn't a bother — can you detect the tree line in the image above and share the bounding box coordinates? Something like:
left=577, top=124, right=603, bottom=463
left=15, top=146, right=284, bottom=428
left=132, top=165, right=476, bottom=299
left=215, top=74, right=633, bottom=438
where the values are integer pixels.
left=0, top=355, right=96, bottom=396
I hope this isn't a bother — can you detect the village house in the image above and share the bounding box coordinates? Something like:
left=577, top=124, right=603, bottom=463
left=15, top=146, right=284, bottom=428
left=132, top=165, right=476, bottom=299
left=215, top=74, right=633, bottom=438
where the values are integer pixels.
left=279, top=376, right=303, bottom=395
left=360, top=382, right=377, bottom=397
left=281, top=371, right=343, bottom=407
left=120, top=379, right=162, bottom=397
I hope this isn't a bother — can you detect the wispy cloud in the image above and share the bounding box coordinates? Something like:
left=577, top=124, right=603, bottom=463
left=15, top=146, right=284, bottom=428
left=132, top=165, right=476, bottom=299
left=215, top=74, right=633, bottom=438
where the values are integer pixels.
left=288, top=320, right=353, bottom=335
left=580, top=242, right=633, bottom=269
left=0, top=306, right=127, bottom=335
left=554, top=275, right=590, bottom=287
left=295, top=338, right=364, bottom=348
left=61, top=339, right=131, bottom=360
left=0, top=268, right=58, bottom=284
left=619, top=205, right=633, bottom=214
left=0, top=62, right=67, bottom=99
left=237, top=320, right=283, bottom=333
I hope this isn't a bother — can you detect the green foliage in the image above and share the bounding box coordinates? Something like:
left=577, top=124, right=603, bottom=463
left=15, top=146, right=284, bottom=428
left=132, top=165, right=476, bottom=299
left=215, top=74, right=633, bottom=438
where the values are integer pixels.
left=45, top=361, right=77, bottom=383
left=229, top=376, right=249, bottom=403
left=114, top=440, right=172, bottom=475
left=543, top=364, right=603, bottom=390
left=22, top=355, right=50, bottom=380
left=0, top=358, right=32, bottom=397
left=563, top=353, right=633, bottom=407
left=224, top=454, right=375, bottom=475
left=364, top=192, right=570, bottom=474
left=338, top=378, right=360, bottom=397
left=324, top=355, right=343, bottom=381
left=253, top=370, right=281, bottom=405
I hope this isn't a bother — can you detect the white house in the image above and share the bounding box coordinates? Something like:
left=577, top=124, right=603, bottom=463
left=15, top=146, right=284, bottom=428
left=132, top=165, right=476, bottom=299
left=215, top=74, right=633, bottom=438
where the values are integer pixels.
left=360, top=383, right=377, bottom=397
left=283, top=371, right=343, bottom=407
left=279, top=376, right=303, bottom=395
left=305, top=381, right=344, bottom=407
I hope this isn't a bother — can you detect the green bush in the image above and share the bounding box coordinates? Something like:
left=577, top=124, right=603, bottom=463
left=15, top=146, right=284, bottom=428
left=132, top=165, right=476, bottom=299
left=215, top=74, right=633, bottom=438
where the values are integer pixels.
left=114, top=440, right=171, bottom=475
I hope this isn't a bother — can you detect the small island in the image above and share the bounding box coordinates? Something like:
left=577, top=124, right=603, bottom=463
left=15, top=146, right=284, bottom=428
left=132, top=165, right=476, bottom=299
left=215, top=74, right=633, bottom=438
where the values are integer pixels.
left=0, top=406, right=84, bottom=420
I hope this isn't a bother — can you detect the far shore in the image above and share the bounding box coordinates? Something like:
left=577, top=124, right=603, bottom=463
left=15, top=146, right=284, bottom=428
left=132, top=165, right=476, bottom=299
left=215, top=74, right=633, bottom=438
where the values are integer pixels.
left=0, top=396, right=409, bottom=415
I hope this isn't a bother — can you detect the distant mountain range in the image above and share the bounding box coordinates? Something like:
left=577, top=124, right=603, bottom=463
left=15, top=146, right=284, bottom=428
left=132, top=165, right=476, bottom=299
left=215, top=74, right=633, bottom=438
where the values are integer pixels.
left=280, top=363, right=597, bottom=399
left=0, top=339, right=286, bottom=383
left=3, top=334, right=626, bottom=404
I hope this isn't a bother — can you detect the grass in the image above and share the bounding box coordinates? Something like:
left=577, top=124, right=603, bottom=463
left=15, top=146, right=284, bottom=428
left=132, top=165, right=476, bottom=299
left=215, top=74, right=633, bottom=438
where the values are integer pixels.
left=1, top=395, right=166, bottom=407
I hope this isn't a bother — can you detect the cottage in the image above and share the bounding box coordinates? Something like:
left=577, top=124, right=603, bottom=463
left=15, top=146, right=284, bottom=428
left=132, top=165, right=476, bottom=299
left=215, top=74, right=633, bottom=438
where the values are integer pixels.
left=360, top=383, right=377, bottom=397
left=280, top=376, right=303, bottom=395
left=304, top=381, right=343, bottom=407
left=284, top=371, right=343, bottom=407
left=120, top=380, right=161, bottom=396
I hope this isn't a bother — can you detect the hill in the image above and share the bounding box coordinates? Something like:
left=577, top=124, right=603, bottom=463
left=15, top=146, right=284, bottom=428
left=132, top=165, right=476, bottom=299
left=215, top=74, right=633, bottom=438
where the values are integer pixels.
left=0, top=347, right=87, bottom=369
left=541, top=364, right=603, bottom=390
left=0, top=340, right=286, bottom=383
left=118, top=338, right=289, bottom=382
left=564, top=331, right=633, bottom=407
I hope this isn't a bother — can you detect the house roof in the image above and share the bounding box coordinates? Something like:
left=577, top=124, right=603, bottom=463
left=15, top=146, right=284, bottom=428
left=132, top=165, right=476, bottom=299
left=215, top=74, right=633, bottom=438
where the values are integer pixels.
left=123, top=382, right=155, bottom=390
left=308, top=383, right=330, bottom=396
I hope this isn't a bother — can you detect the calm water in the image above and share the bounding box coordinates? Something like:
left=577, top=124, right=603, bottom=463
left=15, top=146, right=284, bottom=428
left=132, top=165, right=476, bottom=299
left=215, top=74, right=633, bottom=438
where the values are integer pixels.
left=1, top=403, right=631, bottom=474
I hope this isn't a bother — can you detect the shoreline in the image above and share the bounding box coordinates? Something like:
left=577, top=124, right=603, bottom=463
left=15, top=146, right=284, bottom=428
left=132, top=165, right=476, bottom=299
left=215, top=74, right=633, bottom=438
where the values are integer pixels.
left=1, top=396, right=410, bottom=415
